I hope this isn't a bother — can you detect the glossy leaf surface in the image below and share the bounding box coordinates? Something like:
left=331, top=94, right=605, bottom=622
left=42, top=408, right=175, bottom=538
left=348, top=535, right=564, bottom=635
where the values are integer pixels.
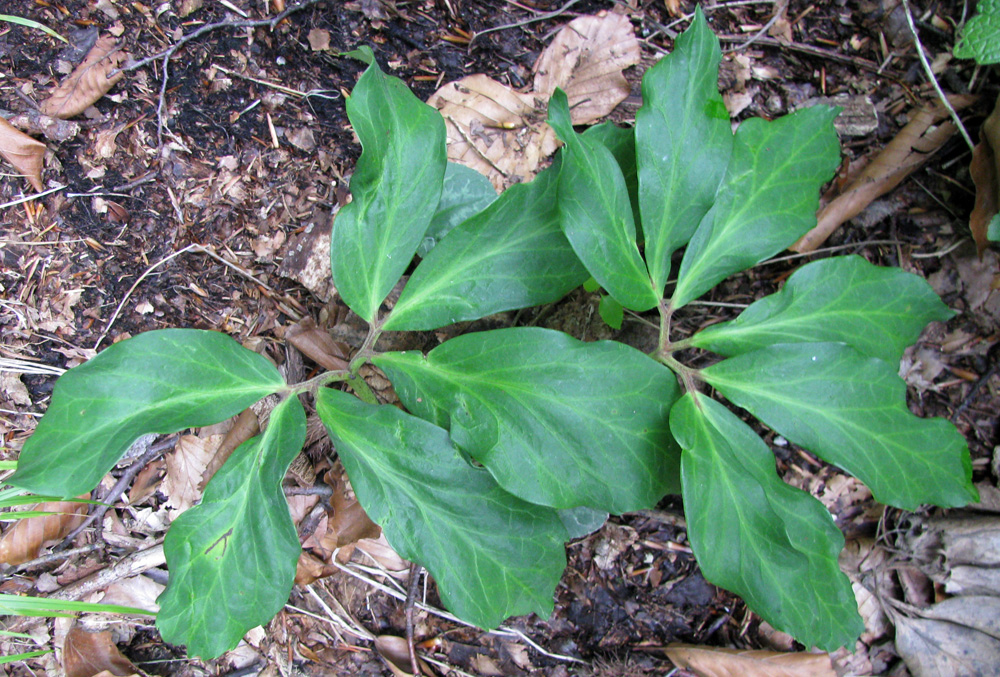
left=703, top=343, right=977, bottom=510
left=331, top=47, right=447, bottom=322
left=671, top=392, right=862, bottom=651
left=157, top=396, right=306, bottom=658
left=375, top=327, right=681, bottom=511
left=672, top=106, right=841, bottom=308
left=690, top=256, right=954, bottom=363
left=584, top=121, right=640, bottom=231
left=418, top=162, right=497, bottom=257
left=384, top=165, right=587, bottom=331
left=316, top=388, right=567, bottom=628
left=548, top=89, right=659, bottom=311
left=636, top=7, right=732, bottom=293
left=11, top=330, right=284, bottom=498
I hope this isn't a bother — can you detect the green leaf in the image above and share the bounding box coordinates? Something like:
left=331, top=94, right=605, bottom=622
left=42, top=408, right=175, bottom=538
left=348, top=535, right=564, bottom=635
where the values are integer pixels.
left=548, top=89, right=659, bottom=311
left=690, top=256, right=954, bottom=363
left=0, top=650, right=52, bottom=664
left=331, top=47, right=447, bottom=322
left=11, top=330, right=284, bottom=498
left=703, top=343, right=977, bottom=510
left=384, top=163, right=588, bottom=331
left=598, top=294, right=624, bottom=329
left=559, top=506, right=608, bottom=539
left=955, top=0, right=1000, bottom=64
left=418, top=162, right=497, bottom=257
left=636, top=6, right=732, bottom=294
left=672, top=106, right=841, bottom=308
left=157, top=396, right=306, bottom=658
left=315, top=388, right=567, bottom=628
left=375, top=327, right=681, bottom=511
left=0, top=593, right=153, bottom=617
left=583, top=122, right=640, bottom=235
left=988, top=213, right=1000, bottom=242
left=671, top=392, right=863, bottom=650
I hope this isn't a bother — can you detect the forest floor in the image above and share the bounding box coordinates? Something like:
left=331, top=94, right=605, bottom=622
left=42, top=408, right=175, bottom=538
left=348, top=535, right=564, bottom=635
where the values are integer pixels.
left=1, top=0, right=998, bottom=675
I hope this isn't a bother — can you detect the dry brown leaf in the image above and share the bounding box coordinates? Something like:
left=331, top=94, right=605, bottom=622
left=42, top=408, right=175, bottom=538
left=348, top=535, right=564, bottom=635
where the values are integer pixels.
left=793, top=94, right=978, bottom=253
left=969, top=93, right=1000, bottom=256
left=663, top=644, right=837, bottom=677
left=127, top=458, right=165, bottom=505
left=895, top=613, right=1000, bottom=677
left=286, top=317, right=351, bottom=371
left=532, top=11, right=640, bottom=126
left=295, top=550, right=336, bottom=585
left=40, top=35, right=125, bottom=120
left=62, top=624, right=138, bottom=677
left=374, top=635, right=434, bottom=676
left=162, top=433, right=222, bottom=517
left=0, top=497, right=89, bottom=566
left=199, top=409, right=259, bottom=489
left=427, top=11, right=639, bottom=189
left=0, top=116, right=45, bottom=191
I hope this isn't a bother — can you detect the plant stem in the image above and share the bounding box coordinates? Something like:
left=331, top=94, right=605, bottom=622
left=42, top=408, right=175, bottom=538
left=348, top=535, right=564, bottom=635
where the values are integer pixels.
left=347, top=375, right=378, bottom=404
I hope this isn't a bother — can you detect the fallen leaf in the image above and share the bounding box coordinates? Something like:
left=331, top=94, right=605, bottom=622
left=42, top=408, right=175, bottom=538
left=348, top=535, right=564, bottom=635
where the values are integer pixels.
left=162, top=433, right=222, bottom=517
left=62, top=624, right=138, bottom=677
left=0, top=497, right=90, bottom=566
left=307, top=28, right=330, bottom=51
left=40, top=35, right=125, bottom=119
left=198, top=409, right=259, bottom=489
left=793, top=94, right=978, bottom=252
left=894, top=613, right=1000, bottom=677
left=100, top=574, right=164, bottom=613
left=374, top=635, right=433, bottom=677
left=0, top=115, right=45, bottom=191
left=295, top=550, right=336, bottom=585
left=663, top=644, right=837, bottom=677
left=126, top=457, right=165, bottom=504
left=532, top=10, right=641, bottom=126
left=428, top=11, right=640, bottom=188
left=969, top=93, right=1000, bottom=255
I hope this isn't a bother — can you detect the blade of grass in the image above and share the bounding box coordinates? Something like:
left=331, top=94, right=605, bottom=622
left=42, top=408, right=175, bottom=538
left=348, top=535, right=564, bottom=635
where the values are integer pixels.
left=0, top=15, right=68, bottom=43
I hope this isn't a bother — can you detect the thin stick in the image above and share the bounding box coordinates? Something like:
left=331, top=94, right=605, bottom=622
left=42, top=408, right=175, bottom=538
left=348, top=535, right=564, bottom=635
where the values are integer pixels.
left=472, top=0, right=581, bottom=44
left=58, top=437, right=177, bottom=548
left=405, top=563, right=422, bottom=676
left=0, top=184, right=66, bottom=210
left=900, top=0, right=975, bottom=150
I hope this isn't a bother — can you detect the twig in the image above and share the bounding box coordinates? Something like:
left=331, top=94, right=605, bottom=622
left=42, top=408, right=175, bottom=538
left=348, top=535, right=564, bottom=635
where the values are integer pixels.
left=117, top=0, right=322, bottom=139
left=900, top=0, right=975, bottom=151
left=0, top=184, right=66, bottom=211
left=57, top=437, right=176, bottom=549
left=14, top=543, right=104, bottom=573
left=471, top=0, right=581, bottom=44
left=94, top=242, right=303, bottom=350
left=951, top=352, right=1000, bottom=422
left=405, top=563, right=422, bottom=676
left=731, top=10, right=782, bottom=51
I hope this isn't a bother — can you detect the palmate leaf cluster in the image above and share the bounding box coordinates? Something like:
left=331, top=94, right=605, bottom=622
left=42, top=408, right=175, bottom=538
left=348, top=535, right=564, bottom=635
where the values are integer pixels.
left=8, top=9, right=976, bottom=659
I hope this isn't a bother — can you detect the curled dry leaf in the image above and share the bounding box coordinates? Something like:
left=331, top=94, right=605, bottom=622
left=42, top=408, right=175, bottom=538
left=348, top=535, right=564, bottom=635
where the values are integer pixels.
left=663, top=644, right=837, bottom=677
left=162, top=433, right=223, bottom=517
left=793, top=94, right=978, bottom=253
left=969, top=93, right=1000, bottom=256
left=894, top=612, right=1000, bottom=677
left=428, top=11, right=639, bottom=188
left=198, top=408, right=260, bottom=489
left=62, top=624, right=139, bottom=677
left=40, top=35, right=125, bottom=119
left=0, top=116, right=45, bottom=191
left=374, top=635, right=433, bottom=677
left=0, top=496, right=89, bottom=566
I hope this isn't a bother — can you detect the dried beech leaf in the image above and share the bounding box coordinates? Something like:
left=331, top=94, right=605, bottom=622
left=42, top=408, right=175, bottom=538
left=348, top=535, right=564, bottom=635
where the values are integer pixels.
left=199, top=408, right=259, bottom=489
left=0, top=496, right=89, bottom=566
left=663, top=644, right=837, bottom=677
left=532, top=11, right=640, bottom=125
left=428, top=75, right=552, bottom=189
left=162, top=433, right=222, bottom=517
left=294, top=550, right=335, bottom=585
left=895, top=614, right=1000, bottom=677
left=374, top=635, right=433, bottom=677
left=793, top=94, right=977, bottom=252
left=427, top=11, right=639, bottom=189
left=969, top=93, right=1000, bottom=256
left=286, top=317, right=350, bottom=371
left=40, top=35, right=125, bottom=119
left=329, top=473, right=381, bottom=547
left=0, top=116, right=45, bottom=191
left=62, top=625, right=139, bottom=677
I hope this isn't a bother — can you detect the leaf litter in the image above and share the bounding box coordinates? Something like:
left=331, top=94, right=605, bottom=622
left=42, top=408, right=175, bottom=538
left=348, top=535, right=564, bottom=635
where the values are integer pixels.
left=2, top=3, right=988, bottom=674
